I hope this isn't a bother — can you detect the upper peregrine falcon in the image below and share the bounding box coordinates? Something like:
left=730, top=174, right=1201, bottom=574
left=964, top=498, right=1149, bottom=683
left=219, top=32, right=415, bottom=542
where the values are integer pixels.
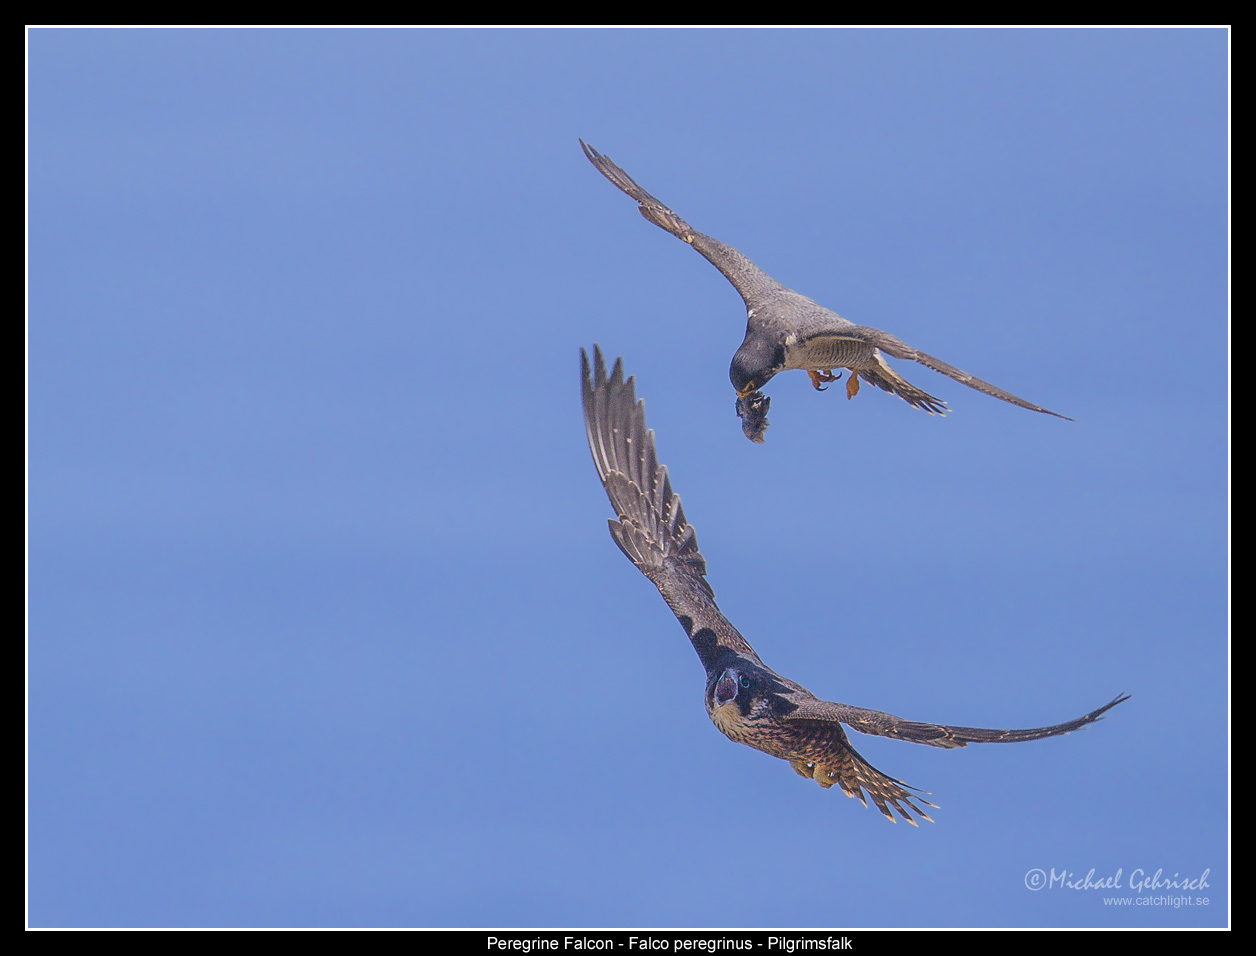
left=582, top=345, right=1124, bottom=824
left=580, top=141, right=1072, bottom=442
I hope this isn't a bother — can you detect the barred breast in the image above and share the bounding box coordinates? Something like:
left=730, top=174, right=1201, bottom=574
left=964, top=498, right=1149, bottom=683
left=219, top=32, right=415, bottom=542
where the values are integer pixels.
left=784, top=334, right=877, bottom=371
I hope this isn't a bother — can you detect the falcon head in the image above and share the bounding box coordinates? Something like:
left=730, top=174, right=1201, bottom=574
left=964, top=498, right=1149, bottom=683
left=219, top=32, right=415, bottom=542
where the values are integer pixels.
left=729, top=337, right=784, bottom=397
left=731, top=336, right=785, bottom=443
left=706, top=661, right=797, bottom=741
left=713, top=667, right=753, bottom=707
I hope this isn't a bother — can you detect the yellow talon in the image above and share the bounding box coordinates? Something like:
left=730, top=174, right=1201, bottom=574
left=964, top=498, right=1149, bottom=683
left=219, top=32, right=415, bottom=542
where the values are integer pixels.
left=807, top=369, right=840, bottom=391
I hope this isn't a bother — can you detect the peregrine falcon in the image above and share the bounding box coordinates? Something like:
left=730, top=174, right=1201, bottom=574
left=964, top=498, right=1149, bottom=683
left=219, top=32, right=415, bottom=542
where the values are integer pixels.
left=580, top=141, right=1072, bottom=442
left=582, top=345, right=1125, bottom=824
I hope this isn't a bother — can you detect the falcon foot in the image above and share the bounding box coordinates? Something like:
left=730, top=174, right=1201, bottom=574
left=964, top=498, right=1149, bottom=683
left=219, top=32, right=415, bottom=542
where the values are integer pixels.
left=807, top=369, right=841, bottom=391
left=846, top=373, right=862, bottom=400
left=790, top=759, right=838, bottom=788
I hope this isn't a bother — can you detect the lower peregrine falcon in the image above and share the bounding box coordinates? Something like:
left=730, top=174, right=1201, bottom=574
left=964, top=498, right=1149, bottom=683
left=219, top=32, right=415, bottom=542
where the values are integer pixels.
left=582, top=345, right=1124, bottom=824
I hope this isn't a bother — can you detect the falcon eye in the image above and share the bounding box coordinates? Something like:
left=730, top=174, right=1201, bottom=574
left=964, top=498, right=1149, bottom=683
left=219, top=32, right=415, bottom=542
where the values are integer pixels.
left=738, top=674, right=752, bottom=690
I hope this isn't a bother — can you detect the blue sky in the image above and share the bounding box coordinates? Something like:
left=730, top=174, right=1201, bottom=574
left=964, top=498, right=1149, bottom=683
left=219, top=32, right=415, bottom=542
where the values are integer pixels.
left=29, top=28, right=1228, bottom=928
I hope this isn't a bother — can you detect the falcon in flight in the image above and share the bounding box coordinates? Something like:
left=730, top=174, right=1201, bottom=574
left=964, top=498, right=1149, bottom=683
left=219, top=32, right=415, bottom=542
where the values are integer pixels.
left=580, top=141, right=1072, bottom=442
left=582, top=345, right=1125, bottom=824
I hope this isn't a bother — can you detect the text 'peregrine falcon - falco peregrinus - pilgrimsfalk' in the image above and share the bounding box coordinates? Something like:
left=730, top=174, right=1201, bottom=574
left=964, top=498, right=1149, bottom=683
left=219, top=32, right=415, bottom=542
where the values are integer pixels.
left=582, top=345, right=1124, bottom=824
left=581, top=141, right=1072, bottom=443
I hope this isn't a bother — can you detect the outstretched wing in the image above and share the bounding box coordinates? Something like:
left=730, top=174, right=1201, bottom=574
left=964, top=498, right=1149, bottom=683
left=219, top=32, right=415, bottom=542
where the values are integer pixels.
left=580, top=140, right=697, bottom=242
left=857, top=326, right=1074, bottom=420
left=581, top=346, right=762, bottom=669
left=786, top=694, right=1130, bottom=749
left=580, top=141, right=784, bottom=305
